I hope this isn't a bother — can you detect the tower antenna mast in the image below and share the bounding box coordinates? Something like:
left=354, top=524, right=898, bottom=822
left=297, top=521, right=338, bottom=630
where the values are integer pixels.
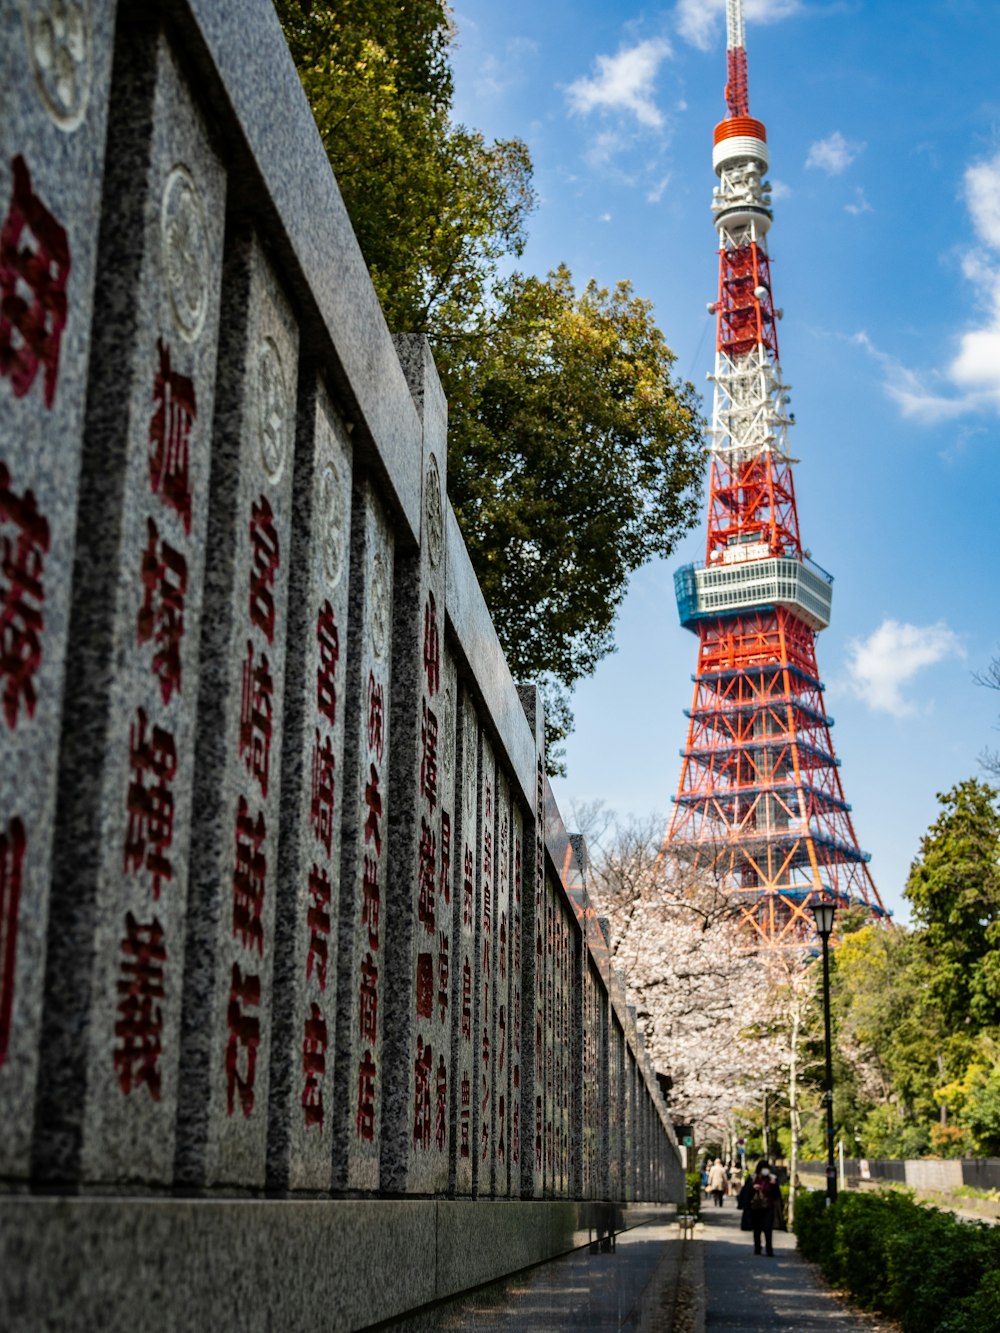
left=663, top=0, right=889, bottom=943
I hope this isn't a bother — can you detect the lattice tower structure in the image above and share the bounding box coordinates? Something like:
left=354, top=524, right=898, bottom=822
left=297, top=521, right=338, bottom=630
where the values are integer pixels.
left=663, top=0, right=889, bottom=945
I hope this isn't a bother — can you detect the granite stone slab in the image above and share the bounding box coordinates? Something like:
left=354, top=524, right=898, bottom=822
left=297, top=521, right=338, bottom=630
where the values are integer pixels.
left=473, top=732, right=497, bottom=1195
left=509, top=800, right=525, bottom=1194
left=516, top=685, right=545, bottom=1200
left=175, top=229, right=299, bottom=1189
left=331, top=476, right=394, bottom=1192
left=452, top=689, right=478, bottom=1195
left=34, top=23, right=227, bottom=1187
left=381, top=335, right=454, bottom=1195
left=0, top=0, right=116, bottom=1179
left=266, top=376, right=353, bottom=1192
left=492, top=771, right=513, bottom=1196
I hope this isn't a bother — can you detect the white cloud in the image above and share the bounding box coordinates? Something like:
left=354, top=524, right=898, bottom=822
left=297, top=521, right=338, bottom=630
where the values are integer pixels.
left=599, top=211, right=613, bottom=222
left=646, top=174, right=672, bottom=204
left=845, top=187, right=873, bottom=216
left=846, top=619, right=964, bottom=716
left=675, top=0, right=801, bottom=52
left=806, top=131, right=864, bottom=175
left=861, top=148, right=1000, bottom=419
left=566, top=39, right=672, bottom=128
left=474, top=38, right=539, bottom=99
left=965, top=154, right=1000, bottom=249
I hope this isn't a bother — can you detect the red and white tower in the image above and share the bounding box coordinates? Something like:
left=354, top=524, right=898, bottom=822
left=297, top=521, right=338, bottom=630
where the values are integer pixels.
left=664, top=0, right=888, bottom=943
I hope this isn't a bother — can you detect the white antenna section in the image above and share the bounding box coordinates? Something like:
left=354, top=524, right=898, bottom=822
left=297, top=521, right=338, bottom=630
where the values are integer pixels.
left=726, top=0, right=745, bottom=51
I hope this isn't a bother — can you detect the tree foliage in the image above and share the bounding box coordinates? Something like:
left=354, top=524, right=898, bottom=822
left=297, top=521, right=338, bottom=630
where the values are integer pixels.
left=905, top=779, right=1000, bottom=1031
left=274, top=1, right=705, bottom=763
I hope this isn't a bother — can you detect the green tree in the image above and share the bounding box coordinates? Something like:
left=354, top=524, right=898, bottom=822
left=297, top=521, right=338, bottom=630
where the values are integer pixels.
left=905, top=779, right=1000, bottom=1032
left=274, top=1, right=705, bottom=763
left=446, top=268, right=703, bottom=724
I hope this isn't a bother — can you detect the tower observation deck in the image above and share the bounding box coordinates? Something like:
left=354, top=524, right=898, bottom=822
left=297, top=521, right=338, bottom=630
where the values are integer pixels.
left=662, top=0, right=889, bottom=944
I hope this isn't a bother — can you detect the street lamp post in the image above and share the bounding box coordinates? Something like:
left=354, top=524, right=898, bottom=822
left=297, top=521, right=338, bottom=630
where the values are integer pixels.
left=810, top=898, right=837, bottom=1206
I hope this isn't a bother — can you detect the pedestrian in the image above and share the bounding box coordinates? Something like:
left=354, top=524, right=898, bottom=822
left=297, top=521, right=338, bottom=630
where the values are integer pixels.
left=707, top=1157, right=728, bottom=1207
left=738, top=1158, right=781, bottom=1255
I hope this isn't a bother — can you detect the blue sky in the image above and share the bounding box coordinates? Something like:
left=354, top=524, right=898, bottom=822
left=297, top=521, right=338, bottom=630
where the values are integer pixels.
left=448, top=0, right=1000, bottom=923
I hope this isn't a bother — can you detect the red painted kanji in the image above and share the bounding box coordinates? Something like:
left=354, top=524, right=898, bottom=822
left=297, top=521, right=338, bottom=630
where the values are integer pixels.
left=0, top=461, right=50, bottom=728
left=363, top=762, right=382, bottom=857
left=359, top=952, right=378, bottom=1043
left=149, top=339, right=195, bottom=534
left=417, top=817, right=436, bottom=934
left=301, top=1001, right=327, bottom=1131
left=124, top=708, right=177, bottom=900
left=437, top=930, right=449, bottom=1022
left=232, top=796, right=266, bottom=955
left=361, top=854, right=380, bottom=951
left=356, top=1049, right=376, bottom=1141
left=226, top=961, right=261, bottom=1117
left=419, top=699, right=438, bottom=811
left=439, top=810, right=451, bottom=903
left=415, top=951, right=433, bottom=1019
left=239, top=639, right=273, bottom=796
left=462, top=845, right=473, bottom=928
left=138, top=517, right=186, bottom=704
left=461, top=955, right=472, bottom=1041
left=305, top=863, right=331, bottom=991
left=413, top=1036, right=432, bottom=1150
left=113, top=912, right=165, bottom=1099
left=435, top=1053, right=447, bottom=1152
left=0, top=155, right=70, bottom=409
left=422, top=591, right=439, bottom=698
left=0, top=816, right=25, bottom=1069
left=316, top=600, right=339, bottom=724
left=248, top=495, right=279, bottom=643
left=366, top=671, right=384, bottom=763
left=310, top=729, right=335, bottom=856
left=460, top=1071, right=471, bottom=1158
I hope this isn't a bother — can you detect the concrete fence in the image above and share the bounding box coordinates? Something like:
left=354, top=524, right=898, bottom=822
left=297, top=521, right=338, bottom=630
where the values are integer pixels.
left=802, top=1158, right=1000, bottom=1193
left=0, top=0, right=682, bottom=1326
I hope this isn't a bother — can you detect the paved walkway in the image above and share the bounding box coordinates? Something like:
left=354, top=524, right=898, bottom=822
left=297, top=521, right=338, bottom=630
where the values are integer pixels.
left=379, top=1201, right=899, bottom=1331
left=699, top=1199, right=894, bottom=1331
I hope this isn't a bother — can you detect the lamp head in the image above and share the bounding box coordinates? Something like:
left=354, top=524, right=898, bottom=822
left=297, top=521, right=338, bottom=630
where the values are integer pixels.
left=810, top=898, right=837, bottom=940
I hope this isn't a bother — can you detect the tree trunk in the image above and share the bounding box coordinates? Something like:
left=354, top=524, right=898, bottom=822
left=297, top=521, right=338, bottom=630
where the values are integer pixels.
left=788, top=1004, right=801, bottom=1226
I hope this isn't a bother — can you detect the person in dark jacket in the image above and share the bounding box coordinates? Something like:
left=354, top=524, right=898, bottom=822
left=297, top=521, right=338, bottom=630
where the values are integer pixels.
left=738, top=1159, right=781, bottom=1255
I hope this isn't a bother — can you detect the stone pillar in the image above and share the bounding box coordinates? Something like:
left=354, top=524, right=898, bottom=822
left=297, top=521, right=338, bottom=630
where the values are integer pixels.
left=472, top=734, right=497, bottom=1195
left=33, top=22, right=227, bottom=1187
left=174, top=227, right=299, bottom=1189
left=266, top=378, right=353, bottom=1192
left=451, top=692, right=477, bottom=1193
left=492, top=772, right=513, bottom=1196
left=0, top=0, right=116, bottom=1180
left=331, top=475, right=394, bottom=1191
left=380, top=334, right=454, bottom=1195
left=515, top=685, right=544, bottom=1198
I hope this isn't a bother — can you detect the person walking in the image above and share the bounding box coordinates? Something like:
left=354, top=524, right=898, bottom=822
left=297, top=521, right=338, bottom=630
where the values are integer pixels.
left=707, top=1157, right=728, bottom=1207
left=738, top=1159, right=781, bottom=1255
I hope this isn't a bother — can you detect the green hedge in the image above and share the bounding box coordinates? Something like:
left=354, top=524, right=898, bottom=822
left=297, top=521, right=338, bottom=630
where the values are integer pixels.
left=794, top=1189, right=1000, bottom=1332
left=685, top=1171, right=702, bottom=1219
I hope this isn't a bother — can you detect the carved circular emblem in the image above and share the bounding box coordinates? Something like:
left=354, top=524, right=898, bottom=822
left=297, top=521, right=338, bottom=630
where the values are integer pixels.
left=256, top=337, right=287, bottom=484
left=20, top=0, right=92, bottom=131
left=369, top=550, right=389, bottom=662
left=319, top=459, right=345, bottom=588
left=160, top=164, right=209, bottom=343
left=425, top=453, right=443, bottom=568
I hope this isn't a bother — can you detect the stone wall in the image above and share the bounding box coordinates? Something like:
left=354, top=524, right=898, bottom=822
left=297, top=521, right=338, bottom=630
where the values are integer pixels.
left=0, top=0, right=683, bottom=1326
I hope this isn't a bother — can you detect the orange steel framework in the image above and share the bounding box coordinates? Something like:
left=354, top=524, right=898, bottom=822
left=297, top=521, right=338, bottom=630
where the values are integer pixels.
left=663, top=1, right=889, bottom=945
